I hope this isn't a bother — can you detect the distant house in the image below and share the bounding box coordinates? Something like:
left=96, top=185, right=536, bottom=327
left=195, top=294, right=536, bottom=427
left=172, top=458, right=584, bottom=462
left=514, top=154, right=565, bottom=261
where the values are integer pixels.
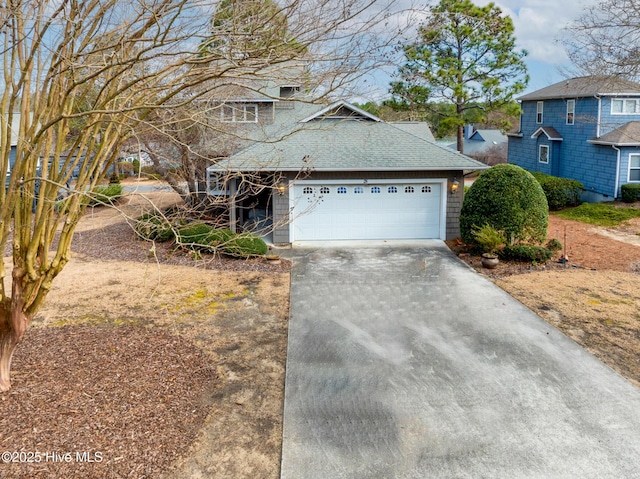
left=508, top=76, right=640, bottom=202
left=448, top=125, right=507, bottom=157
left=207, top=99, right=487, bottom=243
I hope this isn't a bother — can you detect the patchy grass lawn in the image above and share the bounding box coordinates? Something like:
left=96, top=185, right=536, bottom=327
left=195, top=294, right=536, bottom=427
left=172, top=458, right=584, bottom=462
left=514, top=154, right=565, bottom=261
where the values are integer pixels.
left=554, top=202, right=640, bottom=227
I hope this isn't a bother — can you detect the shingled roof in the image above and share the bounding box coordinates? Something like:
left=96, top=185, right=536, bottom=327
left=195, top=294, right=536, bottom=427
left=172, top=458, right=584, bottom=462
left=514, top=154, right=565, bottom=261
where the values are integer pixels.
left=209, top=102, right=487, bottom=172
left=589, top=121, right=640, bottom=146
left=519, top=76, right=640, bottom=101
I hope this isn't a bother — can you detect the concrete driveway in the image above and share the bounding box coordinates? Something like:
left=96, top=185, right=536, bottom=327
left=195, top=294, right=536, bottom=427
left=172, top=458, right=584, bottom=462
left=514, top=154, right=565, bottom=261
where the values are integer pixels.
left=281, top=241, right=640, bottom=479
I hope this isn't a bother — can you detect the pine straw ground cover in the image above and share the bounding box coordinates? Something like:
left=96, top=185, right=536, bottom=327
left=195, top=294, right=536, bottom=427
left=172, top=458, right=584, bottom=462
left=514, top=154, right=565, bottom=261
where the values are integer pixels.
left=1, top=326, right=216, bottom=479
left=1, top=181, right=291, bottom=479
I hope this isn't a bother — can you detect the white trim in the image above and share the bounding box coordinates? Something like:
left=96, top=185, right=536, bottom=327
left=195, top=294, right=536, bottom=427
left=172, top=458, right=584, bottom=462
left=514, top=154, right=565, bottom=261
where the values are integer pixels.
left=566, top=99, right=575, bottom=125
left=613, top=145, right=621, bottom=199
left=220, top=103, right=258, bottom=123
left=288, top=178, right=447, bottom=241
left=611, top=98, right=640, bottom=115
left=300, top=100, right=382, bottom=123
left=536, top=101, right=544, bottom=124
left=629, top=153, right=640, bottom=182
left=539, top=145, right=550, bottom=164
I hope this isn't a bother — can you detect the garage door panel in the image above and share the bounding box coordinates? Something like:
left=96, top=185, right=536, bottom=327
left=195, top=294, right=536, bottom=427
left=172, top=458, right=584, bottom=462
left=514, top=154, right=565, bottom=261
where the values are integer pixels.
left=292, top=181, right=442, bottom=241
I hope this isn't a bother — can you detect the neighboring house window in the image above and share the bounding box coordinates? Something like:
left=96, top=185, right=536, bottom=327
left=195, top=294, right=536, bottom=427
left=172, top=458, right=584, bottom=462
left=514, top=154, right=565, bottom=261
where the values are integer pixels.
left=539, top=145, right=549, bottom=164
left=611, top=98, right=640, bottom=114
left=303, top=187, right=313, bottom=194
left=320, top=186, right=330, bottom=194
left=536, top=101, right=544, bottom=124
left=221, top=104, right=258, bottom=122
left=630, top=154, right=640, bottom=181
left=354, top=186, right=364, bottom=194
left=421, top=186, right=431, bottom=193
left=567, top=99, right=575, bottom=125
left=337, top=186, right=347, bottom=194
left=371, top=186, right=381, bottom=193
left=404, top=186, right=415, bottom=193
left=388, top=186, right=398, bottom=193
left=208, top=172, right=229, bottom=195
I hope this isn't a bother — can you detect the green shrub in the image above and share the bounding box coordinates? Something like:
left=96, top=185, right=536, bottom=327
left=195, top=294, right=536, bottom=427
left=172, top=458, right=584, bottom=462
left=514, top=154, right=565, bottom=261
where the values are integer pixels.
left=472, top=224, right=506, bottom=254
left=85, top=184, right=124, bottom=207
left=499, top=245, right=552, bottom=263
left=134, top=212, right=176, bottom=242
left=176, top=223, right=234, bottom=252
left=222, top=233, right=268, bottom=258
left=531, top=172, right=583, bottom=210
left=621, top=184, right=640, bottom=203
left=132, top=158, right=141, bottom=174
left=460, top=164, right=549, bottom=245
left=545, top=238, right=563, bottom=253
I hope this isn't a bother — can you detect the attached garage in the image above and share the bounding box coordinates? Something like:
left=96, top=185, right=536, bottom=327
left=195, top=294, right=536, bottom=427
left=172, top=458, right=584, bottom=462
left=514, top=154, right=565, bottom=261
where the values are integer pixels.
left=291, top=180, right=445, bottom=241
left=207, top=101, right=488, bottom=244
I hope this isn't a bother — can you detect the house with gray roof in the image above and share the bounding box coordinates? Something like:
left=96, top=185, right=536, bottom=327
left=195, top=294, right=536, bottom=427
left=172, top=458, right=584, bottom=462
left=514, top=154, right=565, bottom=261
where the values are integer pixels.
left=447, top=126, right=508, bottom=157
left=207, top=100, right=487, bottom=243
left=508, top=76, right=640, bottom=202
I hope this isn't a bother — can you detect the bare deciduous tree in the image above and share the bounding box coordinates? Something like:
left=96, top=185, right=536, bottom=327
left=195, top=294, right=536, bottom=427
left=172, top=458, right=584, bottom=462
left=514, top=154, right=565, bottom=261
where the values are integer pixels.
left=0, top=0, right=405, bottom=391
left=564, top=0, right=640, bottom=79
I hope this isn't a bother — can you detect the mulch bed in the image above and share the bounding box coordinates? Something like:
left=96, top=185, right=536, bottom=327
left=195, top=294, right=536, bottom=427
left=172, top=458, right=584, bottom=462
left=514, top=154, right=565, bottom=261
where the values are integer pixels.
left=0, top=325, right=217, bottom=479
left=72, top=215, right=291, bottom=274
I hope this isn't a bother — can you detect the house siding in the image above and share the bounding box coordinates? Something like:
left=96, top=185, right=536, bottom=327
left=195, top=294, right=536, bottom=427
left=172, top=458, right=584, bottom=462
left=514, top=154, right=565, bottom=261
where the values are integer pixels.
left=271, top=170, right=464, bottom=243
left=509, top=96, right=631, bottom=199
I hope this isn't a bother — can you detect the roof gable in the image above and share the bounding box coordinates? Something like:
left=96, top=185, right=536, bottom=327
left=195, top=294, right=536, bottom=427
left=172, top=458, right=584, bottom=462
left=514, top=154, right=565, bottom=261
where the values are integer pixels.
left=300, top=100, right=381, bottom=123
left=531, top=126, right=563, bottom=141
left=519, top=76, right=640, bottom=101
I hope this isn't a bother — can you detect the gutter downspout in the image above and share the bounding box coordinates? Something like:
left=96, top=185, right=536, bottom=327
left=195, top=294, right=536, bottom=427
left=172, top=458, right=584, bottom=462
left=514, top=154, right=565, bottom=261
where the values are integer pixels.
left=613, top=145, right=621, bottom=200
left=595, top=95, right=602, bottom=138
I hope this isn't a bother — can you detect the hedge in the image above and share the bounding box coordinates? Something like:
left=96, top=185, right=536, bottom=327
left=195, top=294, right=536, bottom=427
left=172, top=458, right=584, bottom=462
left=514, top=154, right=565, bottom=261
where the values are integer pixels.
left=621, top=184, right=640, bottom=203
left=531, top=172, right=583, bottom=210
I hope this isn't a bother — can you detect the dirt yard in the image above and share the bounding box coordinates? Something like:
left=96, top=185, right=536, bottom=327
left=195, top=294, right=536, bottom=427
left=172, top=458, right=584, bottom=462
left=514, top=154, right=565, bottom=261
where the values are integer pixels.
left=1, top=179, right=639, bottom=479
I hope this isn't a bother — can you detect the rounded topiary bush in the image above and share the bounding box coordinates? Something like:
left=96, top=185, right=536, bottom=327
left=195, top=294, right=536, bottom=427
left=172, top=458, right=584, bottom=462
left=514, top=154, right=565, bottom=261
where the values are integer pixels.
left=460, top=164, right=549, bottom=245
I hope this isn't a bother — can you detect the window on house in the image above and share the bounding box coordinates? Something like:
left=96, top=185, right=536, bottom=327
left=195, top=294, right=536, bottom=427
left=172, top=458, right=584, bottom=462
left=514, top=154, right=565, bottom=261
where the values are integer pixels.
left=208, top=172, right=230, bottom=195
left=221, top=104, right=258, bottom=122
left=337, top=186, right=347, bottom=194
left=421, top=186, right=432, bottom=193
left=567, top=99, right=575, bottom=125
left=371, top=186, right=381, bottom=193
left=320, top=186, right=330, bottom=194
left=354, top=186, right=364, bottom=194
left=536, top=101, right=544, bottom=124
left=630, top=154, right=640, bottom=181
left=611, top=98, right=640, bottom=115
left=539, top=145, right=549, bottom=164
left=388, top=186, right=398, bottom=193
left=404, top=186, right=415, bottom=193
left=303, top=187, right=314, bottom=194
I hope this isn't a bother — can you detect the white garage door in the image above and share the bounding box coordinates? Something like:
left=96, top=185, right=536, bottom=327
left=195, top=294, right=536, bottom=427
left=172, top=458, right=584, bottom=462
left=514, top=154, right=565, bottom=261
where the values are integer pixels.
left=291, top=180, right=444, bottom=241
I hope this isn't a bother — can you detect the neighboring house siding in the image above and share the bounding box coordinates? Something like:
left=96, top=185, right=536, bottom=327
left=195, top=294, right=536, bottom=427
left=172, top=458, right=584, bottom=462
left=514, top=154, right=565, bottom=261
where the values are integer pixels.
left=599, top=97, right=640, bottom=135
left=510, top=97, right=621, bottom=198
left=272, top=170, right=464, bottom=243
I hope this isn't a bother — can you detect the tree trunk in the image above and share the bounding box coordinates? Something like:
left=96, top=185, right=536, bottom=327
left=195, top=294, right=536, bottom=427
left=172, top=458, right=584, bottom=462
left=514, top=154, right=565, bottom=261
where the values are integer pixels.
left=0, top=330, right=20, bottom=392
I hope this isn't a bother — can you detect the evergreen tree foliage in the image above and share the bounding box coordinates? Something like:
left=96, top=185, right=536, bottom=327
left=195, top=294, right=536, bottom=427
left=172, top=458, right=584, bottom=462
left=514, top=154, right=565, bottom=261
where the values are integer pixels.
left=390, top=0, right=528, bottom=152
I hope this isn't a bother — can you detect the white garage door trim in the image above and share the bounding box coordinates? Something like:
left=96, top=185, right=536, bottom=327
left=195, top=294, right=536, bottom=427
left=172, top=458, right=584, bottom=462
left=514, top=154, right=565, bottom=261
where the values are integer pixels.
left=289, top=178, right=447, bottom=241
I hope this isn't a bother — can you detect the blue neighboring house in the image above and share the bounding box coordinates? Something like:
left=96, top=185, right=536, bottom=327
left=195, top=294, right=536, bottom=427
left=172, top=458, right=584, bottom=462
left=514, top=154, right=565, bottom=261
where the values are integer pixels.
left=508, top=76, right=640, bottom=202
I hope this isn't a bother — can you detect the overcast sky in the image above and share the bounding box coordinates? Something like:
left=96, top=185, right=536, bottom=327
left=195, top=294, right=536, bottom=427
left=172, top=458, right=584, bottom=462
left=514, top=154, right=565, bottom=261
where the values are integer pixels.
left=361, top=0, right=599, bottom=101
left=479, top=0, right=599, bottom=91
